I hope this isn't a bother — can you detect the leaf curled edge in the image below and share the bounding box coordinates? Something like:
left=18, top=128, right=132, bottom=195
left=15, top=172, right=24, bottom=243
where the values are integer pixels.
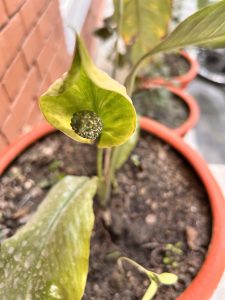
left=40, top=34, right=136, bottom=148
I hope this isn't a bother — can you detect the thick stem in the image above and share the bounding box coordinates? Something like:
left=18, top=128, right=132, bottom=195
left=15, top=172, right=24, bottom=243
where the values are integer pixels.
left=97, top=148, right=103, bottom=179
left=97, top=0, right=124, bottom=207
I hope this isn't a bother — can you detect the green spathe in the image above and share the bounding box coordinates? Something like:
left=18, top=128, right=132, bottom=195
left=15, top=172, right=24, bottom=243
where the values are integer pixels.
left=39, top=35, right=136, bottom=148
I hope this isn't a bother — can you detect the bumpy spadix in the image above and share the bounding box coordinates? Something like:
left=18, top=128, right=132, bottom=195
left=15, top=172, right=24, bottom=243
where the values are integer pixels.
left=39, top=34, right=136, bottom=148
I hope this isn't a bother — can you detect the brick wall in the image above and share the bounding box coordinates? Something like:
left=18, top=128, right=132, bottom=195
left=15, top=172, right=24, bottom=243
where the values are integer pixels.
left=0, top=0, right=105, bottom=152
left=0, top=0, right=71, bottom=151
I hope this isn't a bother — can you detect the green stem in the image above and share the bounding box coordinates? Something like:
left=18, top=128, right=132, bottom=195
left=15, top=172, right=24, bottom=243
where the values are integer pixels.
left=118, top=256, right=153, bottom=277
left=97, top=0, right=124, bottom=207
left=103, top=148, right=113, bottom=205
left=97, top=148, right=103, bottom=179
left=125, top=51, right=151, bottom=96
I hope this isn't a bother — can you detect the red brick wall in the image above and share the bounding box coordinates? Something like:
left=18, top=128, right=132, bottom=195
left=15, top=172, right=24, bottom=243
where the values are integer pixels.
left=0, top=0, right=71, bottom=150
left=0, top=0, right=105, bottom=152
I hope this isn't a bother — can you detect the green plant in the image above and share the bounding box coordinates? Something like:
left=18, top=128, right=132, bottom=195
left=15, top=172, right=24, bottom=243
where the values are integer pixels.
left=163, top=242, right=183, bottom=267
left=1, top=2, right=225, bottom=299
left=118, top=257, right=178, bottom=300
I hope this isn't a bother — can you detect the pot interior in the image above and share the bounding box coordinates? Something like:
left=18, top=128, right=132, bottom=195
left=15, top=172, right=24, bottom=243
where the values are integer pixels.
left=0, top=130, right=212, bottom=300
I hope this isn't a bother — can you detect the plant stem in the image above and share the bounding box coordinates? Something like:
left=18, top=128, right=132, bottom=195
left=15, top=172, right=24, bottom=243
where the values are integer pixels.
left=97, top=148, right=103, bottom=179
left=97, top=148, right=113, bottom=207
left=97, top=0, right=124, bottom=207
left=118, top=256, right=152, bottom=277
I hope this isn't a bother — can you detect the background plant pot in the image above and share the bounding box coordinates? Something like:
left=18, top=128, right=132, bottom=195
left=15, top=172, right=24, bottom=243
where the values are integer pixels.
left=0, top=122, right=55, bottom=175
left=141, top=50, right=199, bottom=89
left=197, top=48, right=225, bottom=84
left=134, top=83, right=199, bottom=137
left=0, top=120, right=225, bottom=300
left=140, top=117, right=225, bottom=300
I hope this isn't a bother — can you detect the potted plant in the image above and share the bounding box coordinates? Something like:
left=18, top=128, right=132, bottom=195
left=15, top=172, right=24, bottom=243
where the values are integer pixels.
left=132, top=83, right=199, bottom=137
left=0, top=2, right=225, bottom=299
left=96, top=0, right=200, bottom=136
left=95, top=1, right=199, bottom=89
left=138, top=50, right=199, bottom=89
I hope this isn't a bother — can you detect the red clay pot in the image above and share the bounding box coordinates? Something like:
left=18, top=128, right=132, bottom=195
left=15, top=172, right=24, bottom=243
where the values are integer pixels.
left=141, top=50, right=199, bottom=89
left=0, top=120, right=225, bottom=300
left=135, top=83, right=199, bottom=137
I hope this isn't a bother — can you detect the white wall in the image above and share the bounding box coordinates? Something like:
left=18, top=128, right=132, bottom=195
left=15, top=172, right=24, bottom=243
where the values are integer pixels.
left=59, top=0, right=92, bottom=54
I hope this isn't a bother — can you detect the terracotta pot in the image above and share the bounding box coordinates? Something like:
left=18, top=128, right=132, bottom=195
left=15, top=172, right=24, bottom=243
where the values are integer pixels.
left=141, top=50, right=199, bottom=89
left=134, top=84, right=199, bottom=137
left=0, top=120, right=225, bottom=300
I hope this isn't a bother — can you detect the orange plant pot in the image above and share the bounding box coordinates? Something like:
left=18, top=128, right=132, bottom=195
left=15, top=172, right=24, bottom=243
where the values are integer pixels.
left=141, top=51, right=199, bottom=89
left=135, top=83, right=200, bottom=137
left=1, top=120, right=225, bottom=300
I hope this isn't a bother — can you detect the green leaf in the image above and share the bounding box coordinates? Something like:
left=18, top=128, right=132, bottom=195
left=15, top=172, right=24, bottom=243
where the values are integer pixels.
left=148, top=0, right=225, bottom=54
left=39, top=34, right=136, bottom=148
left=111, top=117, right=140, bottom=172
left=113, top=0, right=171, bottom=64
left=0, top=176, right=98, bottom=300
left=126, top=0, right=225, bottom=95
left=198, top=0, right=219, bottom=9
left=157, top=273, right=178, bottom=285
left=142, top=281, right=158, bottom=300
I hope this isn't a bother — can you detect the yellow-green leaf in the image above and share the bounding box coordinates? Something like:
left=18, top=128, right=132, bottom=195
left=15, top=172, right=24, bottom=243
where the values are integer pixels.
left=157, top=272, right=178, bottom=285
left=126, top=0, right=225, bottom=95
left=0, top=176, right=97, bottom=300
left=151, top=0, right=225, bottom=53
left=39, top=35, right=136, bottom=148
left=142, top=281, right=158, bottom=300
left=114, top=0, right=171, bottom=64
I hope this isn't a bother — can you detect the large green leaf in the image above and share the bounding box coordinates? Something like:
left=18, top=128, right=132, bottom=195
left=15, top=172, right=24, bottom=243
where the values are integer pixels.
left=113, top=0, right=171, bottom=64
left=126, top=0, right=225, bottom=94
left=151, top=0, right=225, bottom=53
left=0, top=176, right=98, bottom=300
left=198, top=0, right=219, bottom=9
left=40, top=35, right=136, bottom=148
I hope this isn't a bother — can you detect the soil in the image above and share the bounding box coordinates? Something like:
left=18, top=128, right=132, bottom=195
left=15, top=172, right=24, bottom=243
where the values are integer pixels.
left=143, top=53, right=190, bottom=80
left=0, top=131, right=211, bottom=300
left=132, top=88, right=189, bottom=128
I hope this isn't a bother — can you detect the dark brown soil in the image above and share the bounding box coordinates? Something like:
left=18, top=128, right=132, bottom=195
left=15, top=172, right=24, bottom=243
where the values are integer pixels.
left=143, top=53, right=190, bottom=80
left=0, top=131, right=211, bottom=299
left=132, top=88, right=189, bottom=128
left=164, top=53, right=190, bottom=77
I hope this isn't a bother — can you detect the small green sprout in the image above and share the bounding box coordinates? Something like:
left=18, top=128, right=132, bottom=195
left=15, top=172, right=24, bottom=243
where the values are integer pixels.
left=163, top=242, right=183, bottom=267
left=118, top=256, right=178, bottom=300
left=131, top=154, right=141, bottom=167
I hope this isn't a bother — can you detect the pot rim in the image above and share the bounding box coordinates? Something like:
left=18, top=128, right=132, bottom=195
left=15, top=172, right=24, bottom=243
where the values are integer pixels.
left=0, top=120, right=225, bottom=300
left=174, top=50, right=199, bottom=87
left=135, top=83, right=200, bottom=137
left=141, top=50, right=199, bottom=89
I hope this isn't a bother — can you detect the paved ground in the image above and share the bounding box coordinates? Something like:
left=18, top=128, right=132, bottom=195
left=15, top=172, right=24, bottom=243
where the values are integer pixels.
left=186, top=78, right=225, bottom=164
left=185, top=77, right=225, bottom=300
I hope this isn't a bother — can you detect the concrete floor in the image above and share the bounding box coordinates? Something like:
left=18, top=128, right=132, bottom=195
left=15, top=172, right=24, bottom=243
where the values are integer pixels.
left=185, top=77, right=225, bottom=300
left=186, top=78, right=225, bottom=164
